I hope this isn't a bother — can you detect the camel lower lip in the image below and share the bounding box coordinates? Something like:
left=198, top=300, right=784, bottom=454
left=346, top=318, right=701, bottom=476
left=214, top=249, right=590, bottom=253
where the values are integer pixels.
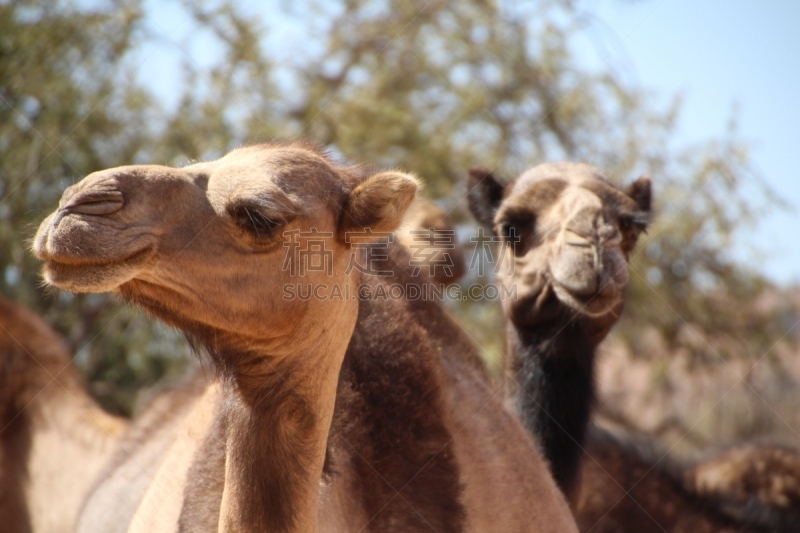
left=553, top=280, right=608, bottom=304
left=42, top=246, right=156, bottom=291
left=44, top=245, right=154, bottom=268
left=551, top=280, right=619, bottom=314
left=571, top=290, right=610, bottom=305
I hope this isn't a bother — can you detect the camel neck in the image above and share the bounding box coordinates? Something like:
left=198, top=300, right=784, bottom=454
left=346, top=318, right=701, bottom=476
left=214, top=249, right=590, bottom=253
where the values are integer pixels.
left=507, top=316, right=596, bottom=498
left=214, top=309, right=357, bottom=533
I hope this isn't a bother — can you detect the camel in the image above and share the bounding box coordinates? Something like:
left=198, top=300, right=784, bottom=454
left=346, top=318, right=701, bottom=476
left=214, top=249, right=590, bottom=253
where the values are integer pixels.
left=32, top=141, right=578, bottom=533
left=0, top=294, right=129, bottom=532
left=577, top=428, right=800, bottom=533
left=466, top=163, right=800, bottom=532
left=682, top=441, right=800, bottom=531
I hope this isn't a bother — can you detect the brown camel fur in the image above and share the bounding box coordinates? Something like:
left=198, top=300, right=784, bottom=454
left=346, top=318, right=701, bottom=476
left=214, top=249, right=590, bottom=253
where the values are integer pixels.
left=396, top=197, right=466, bottom=285
left=33, top=142, right=577, bottom=533
left=467, top=163, right=800, bottom=532
left=577, top=429, right=800, bottom=533
left=0, top=294, right=128, bottom=533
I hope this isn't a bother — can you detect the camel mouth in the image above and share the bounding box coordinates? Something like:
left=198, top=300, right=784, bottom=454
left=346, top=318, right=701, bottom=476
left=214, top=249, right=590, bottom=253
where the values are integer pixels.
left=41, top=245, right=156, bottom=292
left=40, top=242, right=155, bottom=268
left=551, top=279, right=622, bottom=318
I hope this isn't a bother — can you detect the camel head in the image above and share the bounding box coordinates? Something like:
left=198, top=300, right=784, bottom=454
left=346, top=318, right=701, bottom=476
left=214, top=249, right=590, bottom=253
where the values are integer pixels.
left=33, top=142, right=418, bottom=357
left=468, top=163, right=650, bottom=342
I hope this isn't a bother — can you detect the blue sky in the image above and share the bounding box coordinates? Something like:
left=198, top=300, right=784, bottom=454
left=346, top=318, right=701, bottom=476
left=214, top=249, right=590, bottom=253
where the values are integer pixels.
left=579, top=0, right=800, bottom=284
left=137, top=0, right=800, bottom=285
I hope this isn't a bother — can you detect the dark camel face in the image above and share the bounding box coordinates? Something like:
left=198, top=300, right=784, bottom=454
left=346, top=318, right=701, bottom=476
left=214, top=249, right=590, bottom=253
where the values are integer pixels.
left=33, top=143, right=418, bottom=353
left=468, top=163, right=651, bottom=332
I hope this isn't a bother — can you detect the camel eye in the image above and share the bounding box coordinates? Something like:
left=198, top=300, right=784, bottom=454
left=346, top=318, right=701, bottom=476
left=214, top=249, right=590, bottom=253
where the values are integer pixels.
left=500, top=222, right=520, bottom=242
left=230, top=205, right=283, bottom=240
left=619, top=214, right=648, bottom=234
left=498, top=212, right=534, bottom=255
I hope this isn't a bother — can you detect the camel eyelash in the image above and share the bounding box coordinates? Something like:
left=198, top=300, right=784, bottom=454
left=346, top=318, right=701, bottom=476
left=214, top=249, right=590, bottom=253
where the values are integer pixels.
left=229, top=205, right=288, bottom=240
left=619, top=213, right=649, bottom=233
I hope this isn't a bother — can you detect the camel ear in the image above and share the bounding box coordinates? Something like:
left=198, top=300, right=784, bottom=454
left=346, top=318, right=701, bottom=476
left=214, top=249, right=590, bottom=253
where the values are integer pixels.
left=467, top=167, right=505, bottom=226
left=341, top=171, right=419, bottom=236
left=625, top=176, right=651, bottom=212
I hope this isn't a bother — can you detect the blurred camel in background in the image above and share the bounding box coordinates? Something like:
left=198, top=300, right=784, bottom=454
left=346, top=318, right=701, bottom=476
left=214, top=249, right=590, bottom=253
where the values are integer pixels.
left=466, top=163, right=800, bottom=532
left=0, top=295, right=128, bottom=532
left=396, top=197, right=466, bottom=285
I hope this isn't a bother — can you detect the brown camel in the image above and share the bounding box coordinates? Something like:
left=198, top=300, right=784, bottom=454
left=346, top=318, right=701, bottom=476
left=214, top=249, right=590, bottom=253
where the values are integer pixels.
left=576, top=428, right=800, bottom=533
left=467, top=163, right=800, bottom=532
left=0, top=294, right=129, bottom=532
left=32, top=142, right=577, bottom=533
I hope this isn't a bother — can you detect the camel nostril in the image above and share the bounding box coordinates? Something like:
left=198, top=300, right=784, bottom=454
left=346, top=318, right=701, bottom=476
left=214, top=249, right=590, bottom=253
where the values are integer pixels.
left=62, top=190, right=124, bottom=216
left=565, top=230, right=593, bottom=249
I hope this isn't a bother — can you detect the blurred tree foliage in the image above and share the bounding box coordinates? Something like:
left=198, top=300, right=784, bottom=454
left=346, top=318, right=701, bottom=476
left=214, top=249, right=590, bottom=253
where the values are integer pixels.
left=1, top=0, right=792, bottom=419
